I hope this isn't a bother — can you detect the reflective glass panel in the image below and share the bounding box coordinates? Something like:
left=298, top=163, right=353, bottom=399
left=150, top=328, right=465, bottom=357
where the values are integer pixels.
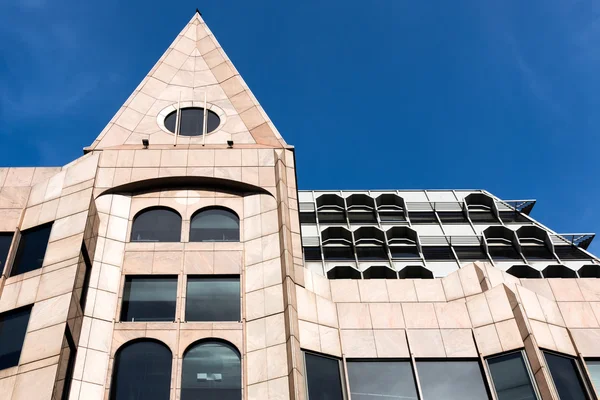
left=190, top=209, right=239, bottom=242
left=186, top=276, right=240, bottom=322
left=544, top=352, right=587, bottom=400
left=181, top=341, right=241, bottom=400
left=417, top=361, right=489, bottom=400
left=131, top=208, right=181, bottom=242
left=11, top=223, right=52, bottom=276
left=164, top=107, right=221, bottom=136
left=347, top=360, right=418, bottom=400
left=121, top=276, right=177, bottom=322
left=0, top=306, right=31, bottom=370
left=110, top=340, right=172, bottom=400
left=305, top=353, right=344, bottom=400
left=0, top=233, right=13, bottom=275
left=587, top=360, right=600, bottom=396
left=488, top=352, right=537, bottom=400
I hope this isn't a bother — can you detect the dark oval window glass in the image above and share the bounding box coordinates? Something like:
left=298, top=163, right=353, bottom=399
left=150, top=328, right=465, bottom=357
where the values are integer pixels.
left=131, top=207, right=181, bottom=242
left=190, top=208, right=240, bottom=242
left=181, top=341, right=241, bottom=400
left=164, top=107, right=220, bottom=136
left=110, top=340, right=172, bottom=400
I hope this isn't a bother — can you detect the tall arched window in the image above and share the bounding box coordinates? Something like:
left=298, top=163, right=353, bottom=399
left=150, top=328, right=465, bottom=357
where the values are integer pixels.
left=110, top=340, right=172, bottom=400
left=190, top=208, right=240, bottom=242
left=131, top=207, right=182, bottom=242
left=181, top=340, right=241, bottom=400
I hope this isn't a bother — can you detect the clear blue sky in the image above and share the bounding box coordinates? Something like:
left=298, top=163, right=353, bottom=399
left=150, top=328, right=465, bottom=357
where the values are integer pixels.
left=1, top=1, right=599, bottom=253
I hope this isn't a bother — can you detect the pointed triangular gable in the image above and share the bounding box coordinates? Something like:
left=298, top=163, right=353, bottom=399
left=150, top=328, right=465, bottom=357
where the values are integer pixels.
left=90, top=12, right=286, bottom=149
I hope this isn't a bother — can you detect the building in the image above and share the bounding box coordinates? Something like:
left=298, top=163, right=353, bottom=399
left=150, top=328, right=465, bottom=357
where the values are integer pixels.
left=0, top=11, right=599, bottom=400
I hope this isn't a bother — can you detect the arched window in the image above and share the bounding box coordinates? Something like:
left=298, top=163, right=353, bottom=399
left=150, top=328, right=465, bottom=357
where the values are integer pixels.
left=110, top=340, right=172, bottom=400
left=182, top=340, right=241, bottom=400
left=131, top=207, right=181, bottom=242
left=190, top=208, right=240, bottom=242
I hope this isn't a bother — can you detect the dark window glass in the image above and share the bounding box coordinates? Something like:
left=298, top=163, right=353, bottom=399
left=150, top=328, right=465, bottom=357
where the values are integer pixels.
left=347, top=360, right=417, bottom=400
left=579, top=265, right=600, bottom=278
left=131, top=207, right=181, bottom=242
left=0, top=233, right=13, bottom=275
left=305, top=353, right=344, bottom=400
left=11, top=223, right=52, bottom=277
left=544, top=352, right=587, bottom=400
left=586, top=360, right=600, bottom=396
left=61, top=327, right=77, bottom=400
left=522, top=246, right=554, bottom=261
left=499, top=212, right=531, bottom=223
left=422, top=246, right=455, bottom=261
left=356, top=247, right=387, bottom=260
left=487, top=352, right=537, bottom=400
left=164, top=107, right=220, bottom=136
left=543, top=265, right=578, bottom=278
left=438, top=212, right=468, bottom=224
left=110, top=340, right=172, bottom=400
left=488, top=246, right=522, bottom=261
left=507, top=265, right=542, bottom=279
left=120, top=276, right=177, bottom=322
left=469, top=210, right=499, bottom=223
left=363, top=266, right=397, bottom=279
left=398, top=266, right=433, bottom=279
left=182, top=341, right=241, bottom=400
left=379, top=211, right=406, bottom=223
left=348, top=212, right=377, bottom=224
left=323, top=246, right=354, bottom=261
left=454, top=246, right=489, bottom=262
left=317, top=211, right=346, bottom=224
left=186, top=276, right=240, bottom=322
left=304, top=247, right=322, bottom=261
left=300, top=212, right=317, bottom=224
left=390, top=246, right=420, bottom=259
left=80, top=244, right=93, bottom=310
left=409, top=212, right=437, bottom=224
left=327, top=266, right=361, bottom=279
left=555, top=246, right=591, bottom=261
left=417, top=361, right=489, bottom=400
left=0, top=306, right=32, bottom=370
left=190, top=208, right=239, bottom=242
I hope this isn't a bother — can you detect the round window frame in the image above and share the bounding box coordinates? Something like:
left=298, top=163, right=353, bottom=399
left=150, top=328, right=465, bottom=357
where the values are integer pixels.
left=157, top=101, right=226, bottom=136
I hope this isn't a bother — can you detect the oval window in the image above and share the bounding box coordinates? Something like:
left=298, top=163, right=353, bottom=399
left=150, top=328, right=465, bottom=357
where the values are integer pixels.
left=164, top=107, right=221, bottom=136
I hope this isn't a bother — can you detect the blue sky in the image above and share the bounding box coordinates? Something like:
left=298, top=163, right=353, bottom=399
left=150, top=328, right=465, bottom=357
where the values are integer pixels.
left=1, top=1, right=599, bottom=253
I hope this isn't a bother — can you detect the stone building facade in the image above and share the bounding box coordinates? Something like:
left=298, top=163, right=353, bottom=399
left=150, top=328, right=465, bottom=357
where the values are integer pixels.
left=0, top=11, right=599, bottom=400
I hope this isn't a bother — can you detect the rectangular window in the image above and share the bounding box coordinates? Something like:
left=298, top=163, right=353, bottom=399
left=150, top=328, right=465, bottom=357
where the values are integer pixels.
left=416, top=360, right=489, bottom=400
left=544, top=352, right=588, bottom=400
left=409, top=212, right=438, bottom=224
left=303, top=247, right=322, bottom=261
left=186, top=276, right=240, bottom=322
left=347, top=360, right=418, bottom=400
left=348, top=212, right=377, bottom=224
left=317, top=211, right=346, bottom=224
left=586, top=360, right=600, bottom=395
left=299, top=212, right=317, bottom=224
left=521, top=246, right=555, bottom=261
left=438, top=212, right=468, bottom=224
left=322, top=246, right=355, bottom=261
left=469, top=210, right=499, bottom=223
left=120, top=276, right=177, bottom=322
left=422, top=246, right=455, bottom=261
left=10, top=223, right=53, bottom=276
left=0, top=233, right=14, bottom=275
left=305, top=353, right=344, bottom=400
left=355, top=246, right=388, bottom=261
left=390, top=246, right=420, bottom=259
left=487, top=352, right=538, bottom=400
left=0, top=306, right=32, bottom=370
left=379, top=211, right=406, bottom=223
left=554, top=246, right=591, bottom=261
left=488, top=246, right=522, bottom=261
left=454, top=246, right=489, bottom=262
